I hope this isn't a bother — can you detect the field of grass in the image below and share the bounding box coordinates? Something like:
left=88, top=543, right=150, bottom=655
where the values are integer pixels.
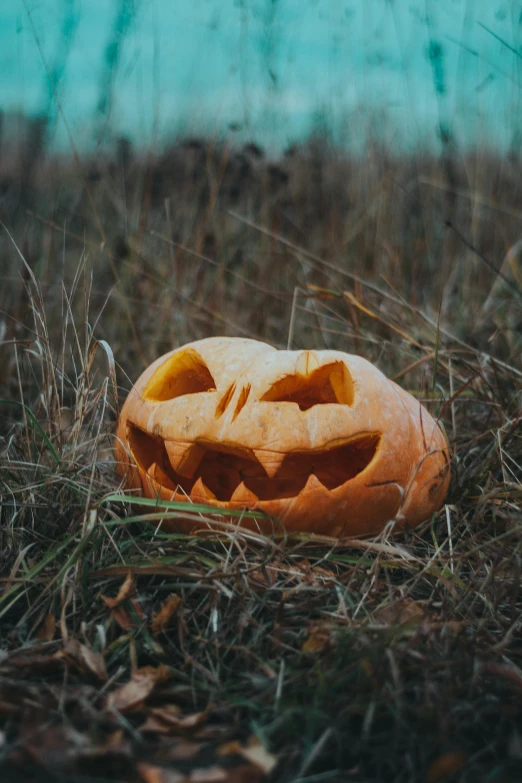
left=0, top=128, right=522, bottom=782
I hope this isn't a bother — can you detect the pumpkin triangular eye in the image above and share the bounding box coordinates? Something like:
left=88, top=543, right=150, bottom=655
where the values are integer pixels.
left=143, top=348, right=216, bottom=401
left=260, top=361, right=354, bottom=410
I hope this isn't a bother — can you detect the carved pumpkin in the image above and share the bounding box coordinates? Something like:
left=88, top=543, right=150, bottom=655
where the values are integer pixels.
left=115, top=337, right=450, bottom=537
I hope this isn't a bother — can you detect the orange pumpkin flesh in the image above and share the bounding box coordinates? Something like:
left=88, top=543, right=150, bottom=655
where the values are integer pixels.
left=115, top=337, right=450, bottom=537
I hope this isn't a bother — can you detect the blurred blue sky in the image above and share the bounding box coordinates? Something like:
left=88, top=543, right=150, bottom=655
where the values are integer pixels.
left=1, top=0, right=522, bottom=153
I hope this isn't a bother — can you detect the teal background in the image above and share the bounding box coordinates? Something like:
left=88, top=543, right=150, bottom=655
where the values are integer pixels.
left=1, top=0, right=522, bottom=153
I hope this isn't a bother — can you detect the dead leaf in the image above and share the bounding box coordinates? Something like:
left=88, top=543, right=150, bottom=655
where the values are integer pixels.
left=373, top=599, right=425, bottom=626
left=222, top=766, right=264, bottom=783
left=140, top=705, right=182, bottom=735
left=171, top=711, right=207, bottom=730
left=217, top=741, right=242, bottom=757
left=301, top=622, right=335, bottom=654
left=248, top=559, right=285, bottom=590
left=3, top=652, right=65, bottom=675
left=105, top=730, right=125, bottom=749
left=61, top=639, right=107, bottom=681
left=291, top=559, right=335, bottom=588
left=192, top=724, right=231, bottom=741
left=481, top=663, right=522, bottom=694
left=426, top=751, right=467, bottom=782
left=113, top=600, right=146, bottom=631
left=152, top=705, right=185, bottom=723
left=138, top=762, right=186, bottom=783
left=217, top=737, right=275, bottom=777
left=190, top=767, right=227, bottom=782
left=141, top=705, right=207, bottom=735
left=140, top=716, right=176, bottom=735
left=360, top=657, right=379, bottom=687
left=167, top=740, right=202, bottom=761
left=107, top=665, right=172, bottom=713
left=151, top=594, right=182, bottom=635
left=247, top=570, right=270, bottom=590
left=238, top=736, right=277, bottom=774
left=36, top=613, right=56, bottom=642
left=100, top=571, right=136, bottom=608
left=101, top=573, right=145, bottom=630
left=108, top=604, right=134, bottom=631
left=23, top=724, right=90, bottom=769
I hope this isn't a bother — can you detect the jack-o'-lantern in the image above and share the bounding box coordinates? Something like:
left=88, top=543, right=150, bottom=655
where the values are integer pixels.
left=114, top=337, right=450, bottom=537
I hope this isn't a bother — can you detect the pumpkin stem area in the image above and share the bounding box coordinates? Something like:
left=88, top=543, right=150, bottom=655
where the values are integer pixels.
left=127, top=424, right=380, bottom=503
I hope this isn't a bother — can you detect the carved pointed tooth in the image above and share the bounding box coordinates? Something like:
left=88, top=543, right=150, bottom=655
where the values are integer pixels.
left=190, top=477, right=216, bottom=501
left=157, top=464, right=179, bottom=490
left=146, top=462, right=158, bottom=481
left=230, top=482, right=259, bottom=506
left=253, top=449, right=286, bottom=478
left=300, top=474, right=329, bottom=495
left=147, top=462, right=177, bottom=490
left=165, top=441, right=205, bottom=478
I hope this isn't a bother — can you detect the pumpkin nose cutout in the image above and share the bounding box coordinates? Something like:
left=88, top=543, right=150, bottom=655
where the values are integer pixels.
left=261, top=360, right=354, bottom=410
left=216, top=383, right=252, bottom=420
left=215, top=383, right=236, bottom=418
left=232, top=384, right=251, bottom=421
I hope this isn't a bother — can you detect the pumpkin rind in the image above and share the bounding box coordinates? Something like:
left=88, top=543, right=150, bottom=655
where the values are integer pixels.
left=115, top=337, right=450, bottom=537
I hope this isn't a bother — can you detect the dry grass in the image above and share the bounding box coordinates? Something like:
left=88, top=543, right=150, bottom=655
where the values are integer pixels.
left=0, top=130, right=521, bottom=782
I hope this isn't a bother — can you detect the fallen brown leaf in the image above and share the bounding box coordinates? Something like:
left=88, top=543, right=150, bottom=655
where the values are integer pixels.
left=171, top=711, right=207, bottom=730
left=22, top=724, right=90, bottom=770
left=151, top=594, right=182, bottom=635
left=217, top=737, right=275, bottom=777
left=426, top=751, right=467, bottom=782
left=107, top=665, right=172, bottom=713
left=247, top=559, right=285, bottom=590
left=360, top=657, right=379, bottom=687
left=301, top=622, right=335, bottom=654
left=104, top=729, right=126, bottom=749
left=216, top=741, right=242, bottom=757
left=238, top=735, right=277, bottom=774
left=291, top=559, right=336, bottom=587
left=373, top=599, right=426, bottom=626
left=247, top=570, right=270, bottom=590
left=101, top=571, right=136, bottom=608
left=481, top=662, right=522, bottom=694
left=167, top=740, right=202, bottom=761
left=141, top=705, right=207, bottom=735
left=100, top=572, right=145, bottom=630
left=192, top=724, right=231, bottom=741
left=35, top=613, right=56, bottom=642
left=140, top=714, right=180, bottom=735
left=222, top=766, right=265, bottom=783
left=189, top=767, right=227, bottom=782
left=112, top=600, right=145, bottom=631
left=138, top=762, right=186, bottom=783
left=3, top=652, right=65, bottom=675
left=60, top=639, right=108, bottom=681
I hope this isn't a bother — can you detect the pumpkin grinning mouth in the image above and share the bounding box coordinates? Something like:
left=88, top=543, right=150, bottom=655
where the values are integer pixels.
left=127, top=424, right=381, bottom=503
